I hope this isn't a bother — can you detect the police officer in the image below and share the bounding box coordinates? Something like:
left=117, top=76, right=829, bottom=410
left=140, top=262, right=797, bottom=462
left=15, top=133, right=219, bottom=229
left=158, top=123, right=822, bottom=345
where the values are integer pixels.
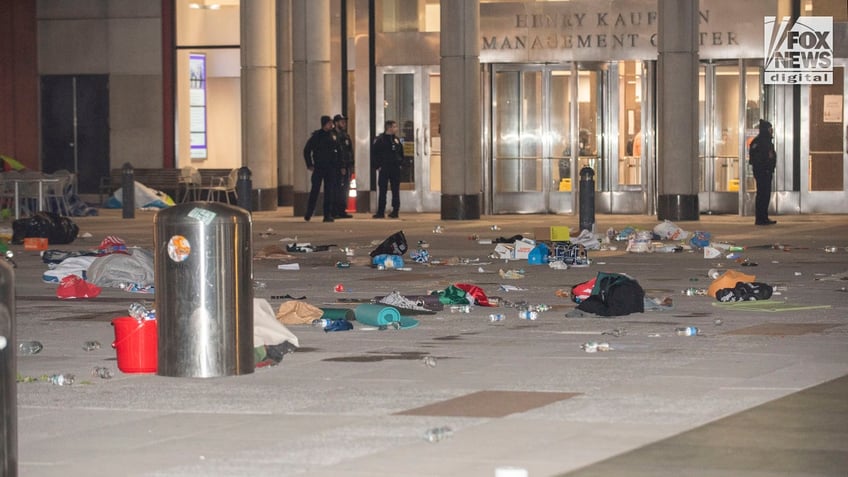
left=749, top=119, right=777, bottom=226
left=333, top=114, right=354, bottom=218
left=303, top=115, right=340, bottom=222
left=372, top=120, right=403, bottom=218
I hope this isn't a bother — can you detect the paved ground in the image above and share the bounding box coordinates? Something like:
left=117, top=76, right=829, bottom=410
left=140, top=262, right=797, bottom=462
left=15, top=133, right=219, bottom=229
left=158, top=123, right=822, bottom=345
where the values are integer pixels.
left=3, top=207, right=848, bottom=476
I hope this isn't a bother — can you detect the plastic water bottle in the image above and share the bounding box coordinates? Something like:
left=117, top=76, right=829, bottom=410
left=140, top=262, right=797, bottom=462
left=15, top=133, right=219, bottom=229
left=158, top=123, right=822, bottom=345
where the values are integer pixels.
left=91, top=367, right=114, bottom=379
left=424, top=426, right=453, bottom=443
left=675, top=326, right=699, bottom=336
left=518, top=310, right=538, bottom=320
left=422, top=356, right=437, bottom=368
left=450, top=305, right=471, bottom=313
left=47, top=373, right=75, bottom=386
left=488, top=313, right=506, bottom=323
left=312, top=319, right=331, bottom=328
left=82, top=340, right=101, bottom=351
left=128, top=302, right=152, bottom=321
left=18, top=340, right=43, bottom=355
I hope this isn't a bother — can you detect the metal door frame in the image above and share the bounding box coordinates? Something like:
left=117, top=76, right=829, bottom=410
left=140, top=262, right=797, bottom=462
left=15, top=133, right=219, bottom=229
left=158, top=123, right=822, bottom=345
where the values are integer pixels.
left=488, top=63, right=575, bottom=215
left=375, top=65, right=440, bottom=212
left=798, top=60, right=848, bottom=213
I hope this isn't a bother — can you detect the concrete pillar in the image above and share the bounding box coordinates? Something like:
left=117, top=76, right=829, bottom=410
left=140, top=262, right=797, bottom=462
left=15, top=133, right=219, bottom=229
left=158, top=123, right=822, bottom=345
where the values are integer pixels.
left=276, top=0, right=294, bottom=206
left=656, top=0, right=700, bottom=221
left=439, top=0, right=482, bottom=220
left=292, top=0, right=333, bottom=216
left=241, top=0, right=278, bottom=211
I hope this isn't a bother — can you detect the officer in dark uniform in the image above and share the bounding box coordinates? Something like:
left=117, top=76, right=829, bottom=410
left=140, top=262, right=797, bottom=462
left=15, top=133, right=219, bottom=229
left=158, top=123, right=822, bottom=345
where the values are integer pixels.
left=303, top=115, right=340, bottom=222
left=333, top=113, right=354, bottom=218
left=371, top=120, right=403, bottom=218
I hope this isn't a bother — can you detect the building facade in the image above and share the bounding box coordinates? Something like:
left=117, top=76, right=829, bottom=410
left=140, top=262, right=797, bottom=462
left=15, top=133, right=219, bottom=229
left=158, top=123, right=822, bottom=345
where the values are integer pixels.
left=1, top=0, right=846, bottom=218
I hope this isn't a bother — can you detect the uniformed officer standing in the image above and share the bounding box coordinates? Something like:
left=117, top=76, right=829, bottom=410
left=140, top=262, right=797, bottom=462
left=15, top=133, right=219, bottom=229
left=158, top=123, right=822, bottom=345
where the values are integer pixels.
left=303, top=115, right=340, bottom=222
left=333, top=114, right=354, bottom=218
left=372, top=120, right=404, bottom=219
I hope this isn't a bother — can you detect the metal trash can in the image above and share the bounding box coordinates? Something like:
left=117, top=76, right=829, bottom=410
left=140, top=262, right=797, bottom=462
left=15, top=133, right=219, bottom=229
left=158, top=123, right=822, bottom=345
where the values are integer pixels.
left=154, top=202, right=254, bottom=378
left=0, top=260, right=17, bottom=475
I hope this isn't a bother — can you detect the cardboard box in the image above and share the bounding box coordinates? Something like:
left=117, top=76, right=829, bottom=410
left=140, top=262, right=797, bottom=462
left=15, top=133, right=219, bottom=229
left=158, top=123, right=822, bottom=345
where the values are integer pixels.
left=513, top=238, right=536, bottom=259
left=534, top=226, right=571, bottom=242
left=24, top=237, right=48, bottom=251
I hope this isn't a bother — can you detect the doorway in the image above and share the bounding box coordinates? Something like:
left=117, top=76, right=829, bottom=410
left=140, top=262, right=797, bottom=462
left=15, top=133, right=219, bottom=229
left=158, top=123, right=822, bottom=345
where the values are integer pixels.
left=375, top=66, right=441, bottom=212
left=488, top=61, right=651, bottom=215
left=40, top=75, right=110, bottom=194
left=800, top=63, right=847, bottom=212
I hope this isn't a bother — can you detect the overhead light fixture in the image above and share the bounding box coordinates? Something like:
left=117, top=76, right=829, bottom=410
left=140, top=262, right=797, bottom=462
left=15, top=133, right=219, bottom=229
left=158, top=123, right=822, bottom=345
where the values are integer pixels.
left=189, top=2, right=223, bottom=10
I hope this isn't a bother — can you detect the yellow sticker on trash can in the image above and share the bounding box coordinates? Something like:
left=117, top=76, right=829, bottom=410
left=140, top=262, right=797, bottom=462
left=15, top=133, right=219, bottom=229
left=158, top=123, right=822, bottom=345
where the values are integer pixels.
left=168, top=235, right=191, bottom=262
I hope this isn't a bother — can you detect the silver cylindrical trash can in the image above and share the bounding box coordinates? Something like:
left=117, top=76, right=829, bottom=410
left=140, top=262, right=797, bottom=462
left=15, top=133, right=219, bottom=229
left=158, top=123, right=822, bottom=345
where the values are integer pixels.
left=154, top=202, right=253, bottom=378
left=0, top=260, right=17, bottom=475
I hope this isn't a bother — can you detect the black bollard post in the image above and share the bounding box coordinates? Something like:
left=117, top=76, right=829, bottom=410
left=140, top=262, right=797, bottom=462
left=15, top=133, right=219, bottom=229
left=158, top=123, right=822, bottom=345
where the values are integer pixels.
left=579, top=166, right=595, bottom=233
left=122, top=162, right=135, bottom=219
left=236, top=166, right=252, bottom=212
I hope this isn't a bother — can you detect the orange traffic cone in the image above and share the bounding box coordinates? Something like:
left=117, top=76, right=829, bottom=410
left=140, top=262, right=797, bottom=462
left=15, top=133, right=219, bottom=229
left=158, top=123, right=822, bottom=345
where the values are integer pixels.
left=346, top=173, right=357, bottom=213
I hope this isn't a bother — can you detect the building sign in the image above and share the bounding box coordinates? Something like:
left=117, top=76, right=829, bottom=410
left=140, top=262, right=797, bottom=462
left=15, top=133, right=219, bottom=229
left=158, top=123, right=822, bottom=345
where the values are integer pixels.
left=480, top=0, right=773, bottom=63
left=764, top=16, right=833, bottom=85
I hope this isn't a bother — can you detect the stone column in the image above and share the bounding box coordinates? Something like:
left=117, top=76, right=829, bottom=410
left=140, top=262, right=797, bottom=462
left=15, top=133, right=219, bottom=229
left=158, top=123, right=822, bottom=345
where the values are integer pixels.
left=276, top=0, right=294, bottom=206
left=241, top=0, right=278, bottom=211
left=656, top=0, right=699, bottom=221
left=439, top=0, right=481, bottom=220
left=292, top=0, right=333, bottom=216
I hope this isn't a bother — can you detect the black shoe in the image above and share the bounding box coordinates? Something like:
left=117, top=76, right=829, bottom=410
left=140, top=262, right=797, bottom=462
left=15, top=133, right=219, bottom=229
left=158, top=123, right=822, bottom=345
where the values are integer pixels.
left=388, top=211, right=399, bottom=218
left=372, top=214, right=384, bottom=219
left=335, top=213, right=353, bottom=219
left=755, top=220, right=777, bottom=225
left=323, top=217, right=335, bottom=223
left=304, top=215, right=311, bottom=222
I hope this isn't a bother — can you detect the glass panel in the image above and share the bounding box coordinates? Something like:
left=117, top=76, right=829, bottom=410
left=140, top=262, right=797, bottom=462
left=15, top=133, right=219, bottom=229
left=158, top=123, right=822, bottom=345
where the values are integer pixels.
left=808, top=66, right=844, bottom=191
left=577, top=69, right=600, bottom=188
left=383, top=73, right=416, bottom=184
left=494, top=71, right=520, bottom=192
left=744, top=62, right=763, bottom=192
left=493, top=70, right=542, bottom=193
left=429, top=72, right=441, bottom=192
left=713, top=65, right=740, bottom=192
left=550, top=70, right=572, bottom=191
left=618, top=61, right=642, bottom=187
left=522, top=71, right=542, bottom=191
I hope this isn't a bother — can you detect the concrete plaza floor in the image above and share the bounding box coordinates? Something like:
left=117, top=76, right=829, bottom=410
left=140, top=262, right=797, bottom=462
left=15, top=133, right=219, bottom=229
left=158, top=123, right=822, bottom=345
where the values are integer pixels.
left=4, top=207, right=848, bottom=476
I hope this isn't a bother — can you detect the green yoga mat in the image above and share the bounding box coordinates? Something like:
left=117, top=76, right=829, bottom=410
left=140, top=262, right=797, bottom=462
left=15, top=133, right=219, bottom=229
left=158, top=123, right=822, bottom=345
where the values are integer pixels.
left=712, top=300, right=832, bottom=312
left=320, top=307, right=356, bottom=321
left=354, top=304, right=419, bottom=329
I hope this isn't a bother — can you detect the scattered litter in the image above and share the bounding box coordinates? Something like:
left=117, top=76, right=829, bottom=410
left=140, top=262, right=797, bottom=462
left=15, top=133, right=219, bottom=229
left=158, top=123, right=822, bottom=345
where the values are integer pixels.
left=424, top=426, right=453, bottom=443
left=581, top=341, right=612, bottom=353
left=601, top=328, right=626, bottom=337
left=422, top=356, right=437, bottom=368
left=277, top=263, right=300, bottom=270
left=334, top=283, right=345, bottom=292
left=499, top=284, right=526, bottom=292
left=499, top=269, right=525, bottom=279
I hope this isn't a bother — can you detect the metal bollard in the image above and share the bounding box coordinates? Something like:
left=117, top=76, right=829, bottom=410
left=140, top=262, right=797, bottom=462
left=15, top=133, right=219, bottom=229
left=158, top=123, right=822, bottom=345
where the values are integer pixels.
left=122, top=162, right=135, bottom=219
left=0, top=260, right=17, bottom=476
left=236, top=166, right=252, bottom=212
left=579, top=166, right=595, bottom=233
left=154, top=202, right=254, bottom=378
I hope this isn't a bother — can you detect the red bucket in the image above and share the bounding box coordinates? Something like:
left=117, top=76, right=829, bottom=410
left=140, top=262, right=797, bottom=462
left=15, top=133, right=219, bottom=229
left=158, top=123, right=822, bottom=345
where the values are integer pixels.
left=111, top=317, right=158, bottom=373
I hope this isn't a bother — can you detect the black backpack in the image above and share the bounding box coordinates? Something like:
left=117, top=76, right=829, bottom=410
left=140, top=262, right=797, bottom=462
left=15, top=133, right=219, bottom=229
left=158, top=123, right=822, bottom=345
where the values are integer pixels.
left=576, top=272, right=645, bottom=317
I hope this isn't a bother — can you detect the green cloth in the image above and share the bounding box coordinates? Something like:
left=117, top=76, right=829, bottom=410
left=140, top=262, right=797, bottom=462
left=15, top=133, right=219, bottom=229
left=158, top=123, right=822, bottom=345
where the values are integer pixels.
left=437, top=285, right=469, bottom=305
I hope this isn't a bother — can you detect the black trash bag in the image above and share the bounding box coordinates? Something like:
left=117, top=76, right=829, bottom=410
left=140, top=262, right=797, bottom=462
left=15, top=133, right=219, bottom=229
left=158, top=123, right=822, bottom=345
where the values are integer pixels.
left=369, top=230, right=408, bottom=257
left=576, top=272, right=645, bottom=317
left=11, top=211, right=79, bottom=245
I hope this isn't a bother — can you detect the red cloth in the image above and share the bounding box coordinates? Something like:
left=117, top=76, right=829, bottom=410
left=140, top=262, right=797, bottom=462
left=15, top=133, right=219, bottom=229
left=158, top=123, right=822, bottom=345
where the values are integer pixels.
left=454, top=283, right=493, bottom=307
left=56, top=274, right=102, bottom=299
left=97, top=235, right=129, bottom=255
left=570, top=277, right=597, bottom=303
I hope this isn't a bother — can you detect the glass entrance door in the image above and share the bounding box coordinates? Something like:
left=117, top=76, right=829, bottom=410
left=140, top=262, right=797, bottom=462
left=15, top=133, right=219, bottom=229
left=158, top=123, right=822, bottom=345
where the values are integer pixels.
left=376, top=66, right=441, bottom=212
left=491, top=65, right=573, bottom=214
left=801, top=62, right=847, bottom=212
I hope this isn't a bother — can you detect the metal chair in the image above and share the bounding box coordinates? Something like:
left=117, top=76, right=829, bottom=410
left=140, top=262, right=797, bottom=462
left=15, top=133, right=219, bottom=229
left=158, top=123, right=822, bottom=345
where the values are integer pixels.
left=203, top=168, right=238, bottom=203
left=179, top=166, right=202, bottom=202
